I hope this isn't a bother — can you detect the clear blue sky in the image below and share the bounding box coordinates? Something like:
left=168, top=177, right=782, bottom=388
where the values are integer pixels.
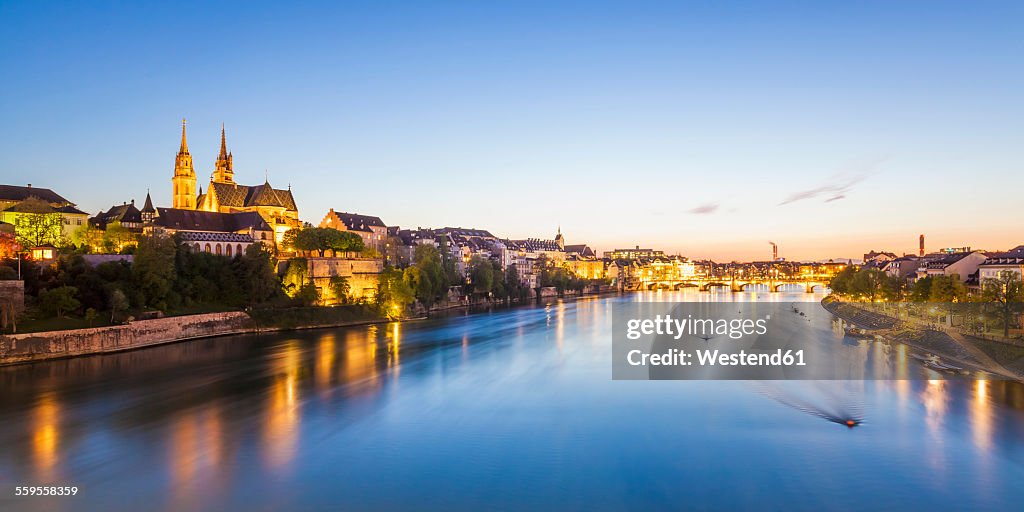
left=1, top=0, right=1021, bottom=260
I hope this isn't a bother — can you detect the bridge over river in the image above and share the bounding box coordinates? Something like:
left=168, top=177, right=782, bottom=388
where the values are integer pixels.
left=634, top=277, right=830, bottom=293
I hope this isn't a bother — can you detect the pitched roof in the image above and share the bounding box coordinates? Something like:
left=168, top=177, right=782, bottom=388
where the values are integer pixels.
left=439, top=227, right=496, bottom=239
left=508, top=238, right=563, bottom=252
left=0, top=184, right=71, bottom=205
left=56, top=205, right=88, bottom=215
left=328, top=211, right=386, bottom=232
left=97, top=203, right=143, bottom=225
left=564, top=244, right=595, bottom=258
left=141, top=192, right=155, bottom=213
left=209, top=182, right=297, bottom=211
left=927, top=251, right=984, bottom=268
left=154, top=208, right=271, bottom=233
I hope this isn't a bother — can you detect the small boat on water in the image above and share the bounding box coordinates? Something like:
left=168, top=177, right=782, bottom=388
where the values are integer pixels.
left=926, top=360, right=964, bottom=372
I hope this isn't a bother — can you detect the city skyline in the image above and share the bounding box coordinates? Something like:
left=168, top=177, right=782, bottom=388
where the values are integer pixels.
left=2, top=1, right=1022, bottom=260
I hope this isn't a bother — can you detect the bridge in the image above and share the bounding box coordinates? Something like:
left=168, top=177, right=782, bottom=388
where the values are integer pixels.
left=633, top=277, right=830, bottom=293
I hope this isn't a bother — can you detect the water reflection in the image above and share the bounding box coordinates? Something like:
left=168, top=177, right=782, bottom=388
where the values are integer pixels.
left=0, top=294, right=1022, bottom=510
left=264, top=341, right=301, bottom=471
left=31, top=393, right=60, bottom=483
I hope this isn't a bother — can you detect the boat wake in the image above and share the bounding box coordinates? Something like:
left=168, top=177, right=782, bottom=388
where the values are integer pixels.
left=754, top=382, right=865, bottom=428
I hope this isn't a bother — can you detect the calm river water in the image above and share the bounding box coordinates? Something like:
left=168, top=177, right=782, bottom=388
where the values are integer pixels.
left=1, top=291, right=1023, bottom=511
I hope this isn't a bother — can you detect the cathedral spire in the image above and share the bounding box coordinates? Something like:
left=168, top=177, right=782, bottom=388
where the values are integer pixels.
left=172, top=118, right=197, bottom=209
left=213, top=123, right=234, bottom=184
left=218, top=123, right=228, bottom=161
left=179, top=118, right=189, bottom=154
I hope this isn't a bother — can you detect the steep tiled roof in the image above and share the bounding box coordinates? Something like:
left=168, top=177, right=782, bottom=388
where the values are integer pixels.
left=564, top=244, right=595, bottom=258
left=0, top=184, right=71, bottom=205
left=209, top=182, right=297, bottom=211
left=155, top=208, right=271, bottom=233
left=56, top=205, right=88, bottom=215
left=927, top=251, right=983, bottom=268
left=329, top=211, right=386, bottom=232
left=508, top=238, right=563, bottom=252
left=97, top=203, right=143, bottom=225
left=440, top=227, right=496, bottom=239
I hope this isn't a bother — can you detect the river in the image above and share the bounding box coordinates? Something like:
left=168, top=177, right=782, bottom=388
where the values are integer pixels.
left=1, top=290, right=1022, bottom=511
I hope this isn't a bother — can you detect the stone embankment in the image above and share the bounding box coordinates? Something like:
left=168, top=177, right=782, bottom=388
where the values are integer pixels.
left=821, top=298, right=1024, bottom=381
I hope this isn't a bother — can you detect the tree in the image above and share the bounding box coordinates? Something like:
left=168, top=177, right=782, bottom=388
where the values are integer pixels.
left=288, top=227, right=365, bottom=257
left=11, top=197, right=66, bottom=248
left=233, top=243, right=283, bottom=305
left=503, top=264, right=527, bottom=300
left=980, top=270, right=1024, bottom=338
left=850, top=268, right=888, bottom=301
left=467, top=255, right=494, bottom=296
left=408, top=244, right=448, bottom=307
left=73, top=223, right=105, bottom=253
left=828, top=266, right=858, bottom=295
left=0, top=230, right=18, bottom=259
left=133, top=234, right=178, bottom=308
left=377, top=266, right=414, bottom=318
left=910, top=276, right=933, bottom=302
left=929, top=275, right=966, bottom=302
left=102, top=223, right=138, bottom=254
left=329, top=276, right=351, bottom=304
left=108, top=288, right=128, bottom=323
left=331, top=231, right=365, bottom=255
left=38, top=286, right=80, bottom=318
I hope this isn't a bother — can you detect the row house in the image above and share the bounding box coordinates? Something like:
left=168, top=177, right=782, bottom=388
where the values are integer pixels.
left=977, top=252, right=1024, bottom=283
left=320, top=209, right=388, bottom=253
left=917, top=250, right=988, bottom=283
left=0, top=184, right=89, bottom=246
left=91, top=193, right=157, bottom=232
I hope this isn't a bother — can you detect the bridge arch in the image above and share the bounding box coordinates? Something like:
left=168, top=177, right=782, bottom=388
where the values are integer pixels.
left=700, top=282, right=730, bottom=292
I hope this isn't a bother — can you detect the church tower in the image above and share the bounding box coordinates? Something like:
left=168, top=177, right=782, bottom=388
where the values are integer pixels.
left=172, top=118, right=197, bottom=209
left=213, top=123, right=234, bottom=184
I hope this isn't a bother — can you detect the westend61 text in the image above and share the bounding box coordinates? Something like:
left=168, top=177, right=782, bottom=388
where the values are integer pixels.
left=627, top=349, right=806, bottom=367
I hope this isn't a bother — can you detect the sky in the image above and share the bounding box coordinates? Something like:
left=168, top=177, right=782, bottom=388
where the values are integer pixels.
left=1, top=0, right=1021, bottom=261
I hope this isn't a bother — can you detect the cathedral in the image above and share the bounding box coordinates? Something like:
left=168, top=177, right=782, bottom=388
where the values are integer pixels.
left=171, top=119, right=300, bottom=243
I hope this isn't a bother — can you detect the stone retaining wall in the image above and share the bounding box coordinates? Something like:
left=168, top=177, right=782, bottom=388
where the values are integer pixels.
left=0, top=311, right=254, bottom=365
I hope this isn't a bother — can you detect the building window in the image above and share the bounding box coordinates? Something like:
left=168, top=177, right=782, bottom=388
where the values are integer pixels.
left=194, top=243, right=201, bottom=252
left=205, top=243, right=211, bottom=253
left=226, top=244, right=233, bottom=257
left=216, top=244, right=222, bottom=256
left=237, top=244, right=244, bottom=255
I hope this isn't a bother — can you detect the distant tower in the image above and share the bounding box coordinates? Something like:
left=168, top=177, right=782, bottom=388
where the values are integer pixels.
left=141, top=189, right=156, bottom=224
left=172, top=118, right=197, bottom=209
left=919, top=234, right=925, bottom=257
left=555, top=226, right=565, bottom=250
left=770, top=241, right=778, bottom=261
left=213, top=123, right=234, bottom=184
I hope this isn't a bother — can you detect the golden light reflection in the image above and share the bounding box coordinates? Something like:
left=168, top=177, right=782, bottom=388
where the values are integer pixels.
left=169, top=413, right=199, bottom=504
left=555, top=300, right=565, bottom=351
left=168, top=402, right=226, bottom=509
left=341, top=327, right=382, bottom=390
left=264, top=341, right=301, bottom=471
left=387, top=321, right=401, bottom=380
left=31, top=393, right=60, bottom=483
left=895, top=344, right=908, bottom=381
left=316, top=334, right=337, bottom=392
left=922, top=379, right=948, bottom=437
left=970, top=379, right=993, bottom=452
